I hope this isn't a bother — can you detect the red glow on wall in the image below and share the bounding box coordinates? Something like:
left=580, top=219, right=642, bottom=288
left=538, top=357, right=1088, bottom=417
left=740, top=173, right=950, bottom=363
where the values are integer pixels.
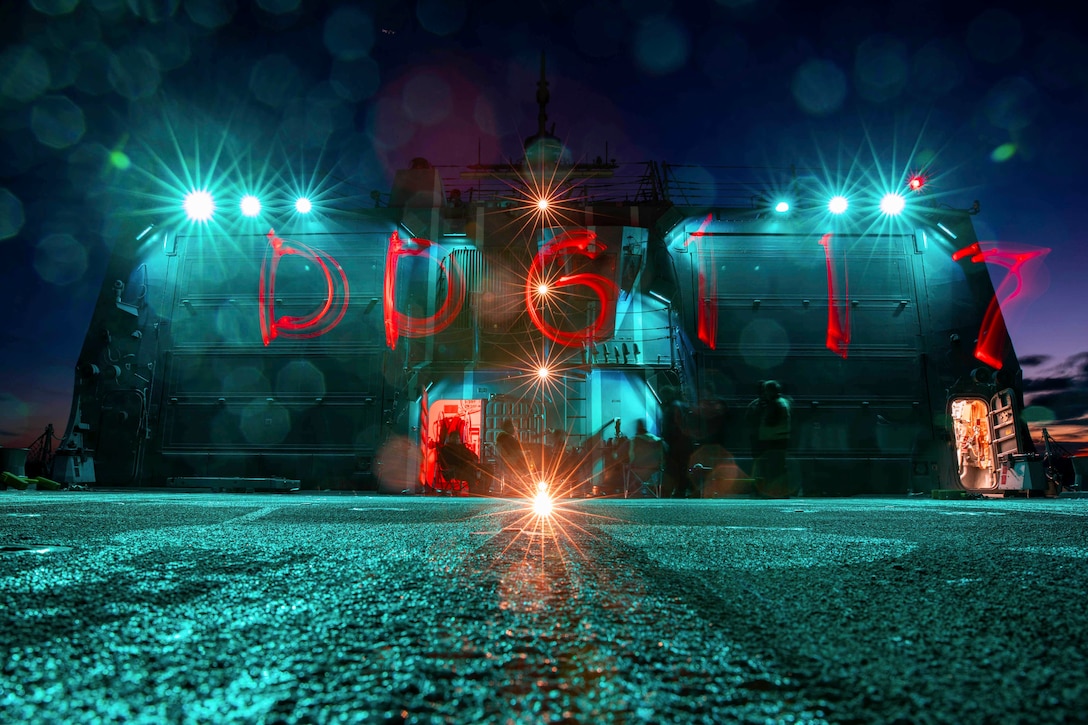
left=818, top=232, right=851, bottom=359
left=683, top=214, right=717, bottom=350
left=525, top=229, right=619, bottom=347
left=259, top=229, right=350, bottom=346
left=952, top=242, right=1050, bottom=370
left=383, top=231, right=466, bottom=349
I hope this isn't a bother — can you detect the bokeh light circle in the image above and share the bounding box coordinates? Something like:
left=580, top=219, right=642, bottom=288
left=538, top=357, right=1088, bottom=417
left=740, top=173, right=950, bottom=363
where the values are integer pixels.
left=854, top=34, right=909, bottom=103
left=402, top=71, right=451, bottom=126
left=34, top=233, right=89, bottom=285
left=375, top=435, right=422, bottom=494
left=573, top=2, right=623, bottom=59
left=324, top=6, right=374, bottom=60
left=0, top=188, right=26, bottom=241
left=275, top=360, right=327, bottom=397
left=967, top=9, right=1022, bottom=64
left=30, top=95, right=86, bottom=149
left=250, top=54, right=304, bottom=108
left=107, top=45, right=162, bottom=100
left=632, top=16, right=690, bottom=76
left=240, top=401, right=291, bottom=445
left=0, top=45, right=52, bottom=103
left=139, top=22, right=192, bottom=72
left=73, top=43, right=113, bottom=96
left=416, top=0, right=466, bottom=36
left=127, top=0, right=181, bottom=23
left=30, top=0, right=79, bottom=15
left=256, top=0, right=300, bottom=14
left=184, top=0, right=237, bottom=29
left=213, top=302, right=246, bottom=343
left=368, top=95, right=416, bottom=152
left=0, top=393, right=31, bottom=440
left=984, top=76, right=1038, bottom=132
left=792, top=59, right=847, bottom=116
left=739, top=319, right=790, bottom=370
left=330, top=58, right=380, bottom=102
left=911, top=41, right=965, bottom=97
left=223, top=366, right=271, bottom=397
left=1021, top=406, right=1056, bottom=423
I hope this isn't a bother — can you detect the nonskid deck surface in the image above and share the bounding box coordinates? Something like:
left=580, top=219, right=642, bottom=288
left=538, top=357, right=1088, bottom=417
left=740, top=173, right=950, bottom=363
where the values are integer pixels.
left=3, top=491, right=1087, bottom=723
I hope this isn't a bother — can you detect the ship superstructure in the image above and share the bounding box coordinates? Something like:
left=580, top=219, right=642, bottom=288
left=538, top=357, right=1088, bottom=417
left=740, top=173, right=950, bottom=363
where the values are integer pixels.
left=55, top=73, right=1042, bottom=497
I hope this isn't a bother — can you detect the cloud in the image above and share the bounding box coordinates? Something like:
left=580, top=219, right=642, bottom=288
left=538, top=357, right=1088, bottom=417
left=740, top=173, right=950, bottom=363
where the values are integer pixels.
left=1024, top=351, right=1088, bottom=433
left=1018, top=354, right=1050, bottom=367
left=1029, top=390, right=1088, bottom=420
left=1023, top=376, right=1073, bottom=393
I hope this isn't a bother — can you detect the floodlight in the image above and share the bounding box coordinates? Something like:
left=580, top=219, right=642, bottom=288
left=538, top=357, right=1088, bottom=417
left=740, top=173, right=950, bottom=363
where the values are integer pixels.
left=774, top=201, right=790, bottom=213
left=533, top=489, right=553, bottom=516
left=183, top=190, right=215, bottom=222
left=240, top=195, right=262, bottom=217
left=828, top=196, right=848, bottom=215
left=880, top=193, right=905, bottom=216
left=295, top=197, right=313, bottom=214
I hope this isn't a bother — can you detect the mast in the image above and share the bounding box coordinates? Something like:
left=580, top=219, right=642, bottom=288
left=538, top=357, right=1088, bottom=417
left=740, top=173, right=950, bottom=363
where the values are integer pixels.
left=536, top=50, right=550, bottom=139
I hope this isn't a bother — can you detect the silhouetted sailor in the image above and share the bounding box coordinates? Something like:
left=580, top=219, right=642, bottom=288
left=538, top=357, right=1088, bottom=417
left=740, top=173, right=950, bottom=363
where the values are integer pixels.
left=752, top=380, right=794, bottom=497
left=437, top=429, right=479, bottom=495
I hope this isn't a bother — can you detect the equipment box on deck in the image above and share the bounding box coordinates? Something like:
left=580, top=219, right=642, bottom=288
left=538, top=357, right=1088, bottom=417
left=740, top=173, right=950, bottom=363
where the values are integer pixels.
left=996, top=454, right=1044, bottom=491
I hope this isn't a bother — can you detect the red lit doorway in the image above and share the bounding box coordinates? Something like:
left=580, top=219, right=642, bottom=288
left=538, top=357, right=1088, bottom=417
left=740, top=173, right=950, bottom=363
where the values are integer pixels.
left=420, top=399, right=482, bottom=493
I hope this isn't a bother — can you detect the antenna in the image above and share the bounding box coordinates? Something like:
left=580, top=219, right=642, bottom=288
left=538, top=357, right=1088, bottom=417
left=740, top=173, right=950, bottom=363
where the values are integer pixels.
left=536, top=50, right=550, bottom=138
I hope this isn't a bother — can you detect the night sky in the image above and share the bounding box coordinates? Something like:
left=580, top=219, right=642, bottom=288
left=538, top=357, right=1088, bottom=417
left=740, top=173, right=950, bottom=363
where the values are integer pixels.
left=1, top=0, right=1085, bottom=454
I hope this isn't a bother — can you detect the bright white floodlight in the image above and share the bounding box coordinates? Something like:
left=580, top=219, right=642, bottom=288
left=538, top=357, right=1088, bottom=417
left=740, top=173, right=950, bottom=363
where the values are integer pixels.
left=828, top=195, right=849, bottom=215
left=533, top=489, right=553, bottom=516
left=295, top=196, right=313, bottom=214
left=183, top=190, right=215, bottom=222
left=880, top=193, right=906, bottom=216
left=240, top=195, right=262, bottom=217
